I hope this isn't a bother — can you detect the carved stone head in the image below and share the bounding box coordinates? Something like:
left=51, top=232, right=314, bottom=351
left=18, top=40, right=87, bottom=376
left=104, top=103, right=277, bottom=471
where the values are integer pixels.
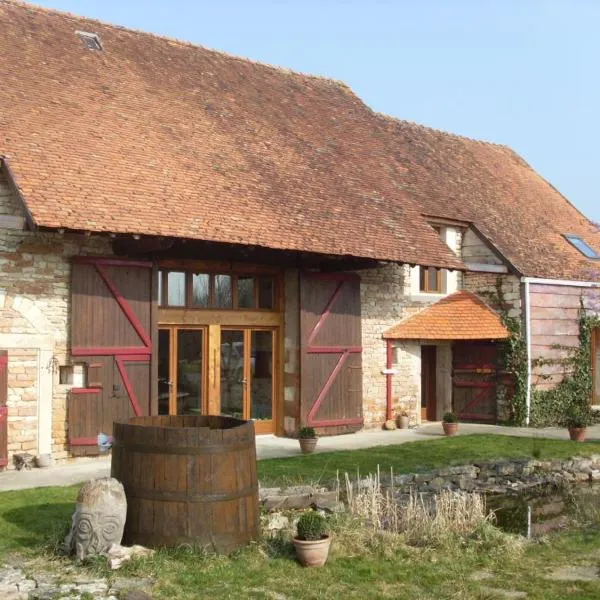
left=65, top=477, right=127, bottom=560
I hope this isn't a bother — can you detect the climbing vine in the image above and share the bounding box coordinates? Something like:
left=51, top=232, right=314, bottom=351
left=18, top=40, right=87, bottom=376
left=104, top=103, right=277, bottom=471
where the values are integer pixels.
left=530, top=304, right=600, bottom=427
left=480, top=278, right=528, bottom=425
left=481, top=278, right=599, bottom=427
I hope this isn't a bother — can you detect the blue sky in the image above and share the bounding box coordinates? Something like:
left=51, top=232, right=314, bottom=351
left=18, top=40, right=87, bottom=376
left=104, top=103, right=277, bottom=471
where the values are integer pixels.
left=33, top=0, right=600, bottom=223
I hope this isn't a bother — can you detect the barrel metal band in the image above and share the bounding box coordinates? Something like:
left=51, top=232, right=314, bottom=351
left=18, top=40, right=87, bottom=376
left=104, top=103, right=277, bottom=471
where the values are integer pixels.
left=125, top=484, right=258, bottom=503
left=112, top=439, right=252, bottom=455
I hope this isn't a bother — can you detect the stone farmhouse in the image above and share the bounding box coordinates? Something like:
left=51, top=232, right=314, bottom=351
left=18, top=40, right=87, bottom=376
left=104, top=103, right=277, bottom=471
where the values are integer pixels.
left=1, top=0, right=599, bottom=468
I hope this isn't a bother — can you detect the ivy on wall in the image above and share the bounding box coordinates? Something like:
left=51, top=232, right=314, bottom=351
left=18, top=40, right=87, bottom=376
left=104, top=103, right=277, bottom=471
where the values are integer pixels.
left=480, top=278, right=528, bottom=425
left=530, top=304, right=600, bottom=427
left=483, top=276, right=599, bottom=427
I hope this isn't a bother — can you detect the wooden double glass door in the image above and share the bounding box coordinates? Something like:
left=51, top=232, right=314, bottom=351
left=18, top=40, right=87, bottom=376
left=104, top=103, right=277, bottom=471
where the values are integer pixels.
left=158, top=326, right=276, bottom=434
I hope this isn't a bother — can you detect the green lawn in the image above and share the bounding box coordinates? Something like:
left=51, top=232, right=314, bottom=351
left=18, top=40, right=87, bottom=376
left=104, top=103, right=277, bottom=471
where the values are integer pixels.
left=2, top=434, right=600, bottom=599
left=257, top=433, right=600, bottom=486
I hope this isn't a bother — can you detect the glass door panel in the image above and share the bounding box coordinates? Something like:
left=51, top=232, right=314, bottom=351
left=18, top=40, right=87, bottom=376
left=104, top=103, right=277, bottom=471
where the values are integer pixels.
left=220, top=329, right=245, bottom=419
left=158, top=329, right=171, bottom=415
left=251, top=330, right=273, bottom=421
left=176, top=329, right=204, bottom=415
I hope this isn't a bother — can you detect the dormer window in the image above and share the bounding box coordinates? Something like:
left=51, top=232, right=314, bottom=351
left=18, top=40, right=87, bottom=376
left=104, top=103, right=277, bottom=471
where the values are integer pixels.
left=419, top=226, right=444, bottom=293
left=564, top=234, right=600, bottom=259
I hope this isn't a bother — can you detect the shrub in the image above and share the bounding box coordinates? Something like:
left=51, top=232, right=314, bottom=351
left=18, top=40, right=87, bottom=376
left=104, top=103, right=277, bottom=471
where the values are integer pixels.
left=296, top=511, right=327, bottom=541
left=442, top=412, right=458, bottom=423
left=560, top=402, right=594, bottom=429
left=298, top=426, right=316, bottom=439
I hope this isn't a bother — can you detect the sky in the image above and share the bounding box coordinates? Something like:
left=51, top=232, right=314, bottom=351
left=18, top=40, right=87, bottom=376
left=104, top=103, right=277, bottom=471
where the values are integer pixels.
left=32, top=0, right=600, bottom=223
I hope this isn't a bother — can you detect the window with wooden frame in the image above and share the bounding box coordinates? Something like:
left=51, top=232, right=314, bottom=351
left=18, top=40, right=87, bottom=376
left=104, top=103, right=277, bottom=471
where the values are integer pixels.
left=593, top=327, right=600, bottom=405
left=419, top=226, right=444, bottom=293
left=158, top=269, right=278, bottom=310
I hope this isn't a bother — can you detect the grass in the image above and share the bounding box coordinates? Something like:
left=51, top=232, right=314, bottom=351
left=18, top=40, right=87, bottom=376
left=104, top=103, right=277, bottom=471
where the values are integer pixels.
left=1, top=433, right=600, bottom=598
left=258, top=433, right=600, bottom=486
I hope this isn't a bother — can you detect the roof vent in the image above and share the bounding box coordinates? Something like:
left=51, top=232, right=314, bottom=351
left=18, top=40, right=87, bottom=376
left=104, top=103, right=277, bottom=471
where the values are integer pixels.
left=76, top=30, right=103, bottom=51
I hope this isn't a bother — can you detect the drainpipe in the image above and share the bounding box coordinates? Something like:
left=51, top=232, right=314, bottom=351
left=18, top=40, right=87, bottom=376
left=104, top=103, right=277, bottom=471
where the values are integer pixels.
left=386, top=340, right=394, bottom=421
left=523, top=279, right=532, bottom=426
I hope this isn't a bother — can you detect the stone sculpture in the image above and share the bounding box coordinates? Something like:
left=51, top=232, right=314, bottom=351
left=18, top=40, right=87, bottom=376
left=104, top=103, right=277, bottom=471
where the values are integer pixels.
left=65, top=477, right=127, bottom=561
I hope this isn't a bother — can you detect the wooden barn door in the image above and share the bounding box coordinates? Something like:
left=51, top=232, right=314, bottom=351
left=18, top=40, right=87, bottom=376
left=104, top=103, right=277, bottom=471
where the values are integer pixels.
left=0, top=351, right=7, bottom=470
left=300, top=273, right=363, bottom=434
left=452, top=341, right=499, bottom=422
left=69, top=258, right=155, bottom=455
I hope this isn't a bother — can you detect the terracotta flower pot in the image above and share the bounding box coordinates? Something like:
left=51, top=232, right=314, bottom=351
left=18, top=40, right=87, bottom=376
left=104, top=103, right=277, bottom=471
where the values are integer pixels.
left=398, top=415, right=410, bottom=429
left=568, top=427, right=587, bottom=442
left=299, top=438, right=318, bottom=454
left=293, top=535, right=332, bottom=567
left=442, top=422, right=458, bottom=436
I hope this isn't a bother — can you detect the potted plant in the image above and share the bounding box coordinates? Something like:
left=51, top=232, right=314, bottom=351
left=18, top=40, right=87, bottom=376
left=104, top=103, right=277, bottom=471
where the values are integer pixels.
left=442, top=412, right=459, bottom=436
left=397, top=411, right=410, bottom=429
left=298, top=426, right=318, bottom=454
left=292, top=510, right=331, bottom=567
left=563, top=403, right=592, bottom=442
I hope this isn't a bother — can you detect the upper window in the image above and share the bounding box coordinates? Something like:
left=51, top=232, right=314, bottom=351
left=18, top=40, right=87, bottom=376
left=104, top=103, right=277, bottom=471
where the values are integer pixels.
left=419, top=267, right=442, bottom=293
left=419, top=226, right=444, bottom=293
left=158, top=270, right=277, bottom=310
left=564, top=235, right=600, bottom=259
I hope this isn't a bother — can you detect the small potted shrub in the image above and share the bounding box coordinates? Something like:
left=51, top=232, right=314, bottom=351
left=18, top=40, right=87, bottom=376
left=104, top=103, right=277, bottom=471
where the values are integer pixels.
left=563, top=403, right=592, bottom=442
left=293, top=510, right=331, bottom=567
left=298, top=426, right=318, bottom=454
left=397, top=411, right=410, bottom=429
left=442, top=412, right=458, bottom=436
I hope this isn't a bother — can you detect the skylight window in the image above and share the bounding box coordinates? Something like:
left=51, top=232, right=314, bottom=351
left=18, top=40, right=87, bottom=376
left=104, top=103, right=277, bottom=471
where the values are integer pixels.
left=564, top=234, right=600, bottom=259
left=76, top=31, right=103, bottom=51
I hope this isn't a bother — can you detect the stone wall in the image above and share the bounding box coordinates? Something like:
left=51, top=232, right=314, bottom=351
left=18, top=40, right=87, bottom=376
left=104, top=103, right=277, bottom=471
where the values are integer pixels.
left=0, top=168, right=111, bottom=468
left=462, top=272, right=522, bottom=319
left=360, top=226, right=462, bottom=428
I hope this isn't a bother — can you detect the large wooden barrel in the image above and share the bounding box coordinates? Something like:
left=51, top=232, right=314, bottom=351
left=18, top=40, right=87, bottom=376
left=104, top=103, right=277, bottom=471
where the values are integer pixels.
left=111, top=415, right=259, bottom=553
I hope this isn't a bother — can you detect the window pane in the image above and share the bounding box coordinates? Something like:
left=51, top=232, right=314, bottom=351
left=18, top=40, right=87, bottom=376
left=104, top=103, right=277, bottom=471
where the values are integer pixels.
left=158, top=271, right=164, bottom=306
left=167, top=272, right=186, bottom=306
left=215, top=274, right=232, bottom=308
left=220, top=330, right=244, bottom=419
left=192, top=273, right=210, bottom=307
left=177, top=329, right=204, bottom=415
left=419, top=268, right=426, bottom=292
left=428, top=268, right=439, bottom=291
left=251, top=330, right=273, bottom=421
left=237, top=276, right=255, bottom=309
left=158, top=329, right=170, bottom=415
left=258, top=277, right=274, bottom=309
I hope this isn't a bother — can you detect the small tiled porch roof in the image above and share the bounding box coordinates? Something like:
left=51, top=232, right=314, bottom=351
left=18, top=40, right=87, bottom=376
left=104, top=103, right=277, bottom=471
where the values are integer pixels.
left=383, top=291, right=510, bottom=340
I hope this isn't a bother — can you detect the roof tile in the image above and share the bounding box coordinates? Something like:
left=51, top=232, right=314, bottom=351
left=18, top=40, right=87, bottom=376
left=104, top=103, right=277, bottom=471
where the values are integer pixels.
left=383, top=291, right=510, bottom=340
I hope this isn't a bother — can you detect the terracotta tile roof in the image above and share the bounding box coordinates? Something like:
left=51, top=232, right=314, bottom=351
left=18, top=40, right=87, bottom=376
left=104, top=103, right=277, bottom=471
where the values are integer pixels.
left=378, top=117, right=600, bottom=281
left=383, top=291, right=510, bottom=340
left=0, top=1, right=463, bottom=271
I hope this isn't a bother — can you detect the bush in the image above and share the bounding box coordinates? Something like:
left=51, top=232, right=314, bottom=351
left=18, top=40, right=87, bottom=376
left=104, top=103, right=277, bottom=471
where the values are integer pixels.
left=296, top=511, right=327, bottom=541
left=298, top=426, right=316, bottom=439
left=561, top=402, right=594, bottom=429
left=442, top=412, right=458, bottom=423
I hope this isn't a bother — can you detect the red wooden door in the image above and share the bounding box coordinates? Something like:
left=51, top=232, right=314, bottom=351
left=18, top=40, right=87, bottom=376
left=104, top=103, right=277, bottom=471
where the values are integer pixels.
left=300, top=273, right=363, bottom=434
left=0, top=351, right=7, bottom=469
left=452, top=341, right=499, bottom=422
left=69, top=258, right=155, bottom=455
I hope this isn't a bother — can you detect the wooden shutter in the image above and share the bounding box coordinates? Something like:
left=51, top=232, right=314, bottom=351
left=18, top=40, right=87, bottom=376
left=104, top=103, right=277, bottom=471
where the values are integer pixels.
left=69, top=258, right=155, bottom=455
left=0, top=351, right=7, bottom=469
left=300, top=273, right=363, bottom=434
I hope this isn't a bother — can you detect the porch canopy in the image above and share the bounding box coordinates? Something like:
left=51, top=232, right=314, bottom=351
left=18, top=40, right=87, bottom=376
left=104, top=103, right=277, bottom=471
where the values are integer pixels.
left=383, top=291, right=510, bottom=340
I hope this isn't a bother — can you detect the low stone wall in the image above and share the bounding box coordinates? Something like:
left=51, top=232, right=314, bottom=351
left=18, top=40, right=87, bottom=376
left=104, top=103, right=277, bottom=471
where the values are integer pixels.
left=259, top=456, right=600, bottom=515
left=389, top=456, right=600, bottom=495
